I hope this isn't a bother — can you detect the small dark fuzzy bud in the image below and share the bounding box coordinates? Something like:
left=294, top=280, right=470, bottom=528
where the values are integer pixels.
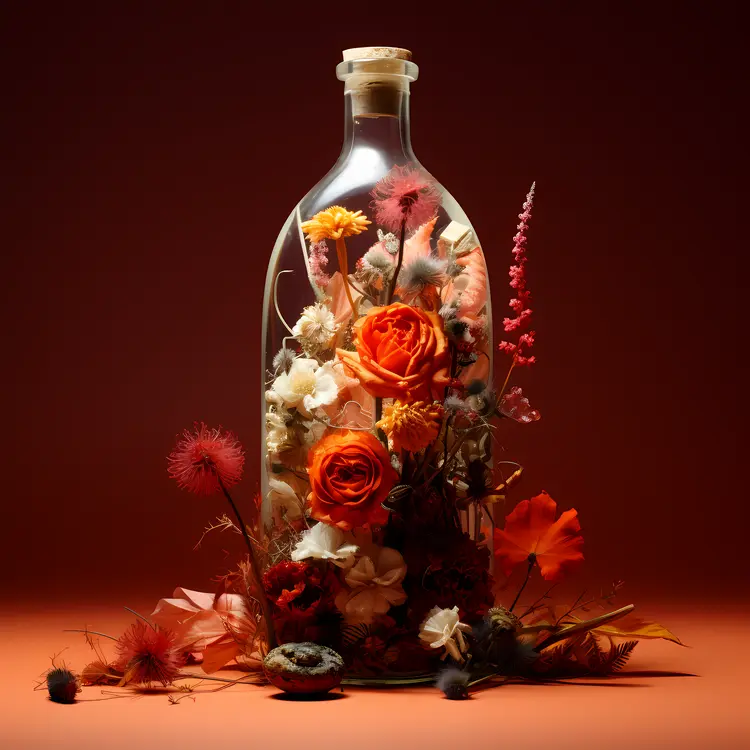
left=436, top=668, right=471, bottom=700
left=46, top=667, right=81, bottom=704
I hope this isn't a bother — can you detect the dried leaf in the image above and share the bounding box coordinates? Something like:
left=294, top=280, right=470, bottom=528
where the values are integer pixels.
left=591, top=616, right=684, bottom=646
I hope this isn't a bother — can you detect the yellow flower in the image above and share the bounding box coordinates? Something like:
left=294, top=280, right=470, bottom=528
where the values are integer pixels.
left=301, top=206, right=371, bottom=243
left=376, top=400, right=444, bottom=453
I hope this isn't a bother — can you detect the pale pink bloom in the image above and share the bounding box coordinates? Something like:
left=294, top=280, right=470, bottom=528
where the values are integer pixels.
left=370, top=164, right=440, bottom=233
left=335, top=545, right=407, bottom=625
left=151, top=587, right=255, bottom=674
left=308, top=240, right=331, bottom=289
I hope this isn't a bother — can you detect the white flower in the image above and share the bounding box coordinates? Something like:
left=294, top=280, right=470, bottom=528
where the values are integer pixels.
left=265, top=406, right=292, bottom=454
left=291, top=522, right=358, bottom=568
left=269, top=358, right=338, bottom=417
left=292, top=303, right=338, bottom=351
left=267, top=478, right=304, bottom=523
left=335, top=545, right=407, bottom=625
left=419, top=606, right=472, bottom=663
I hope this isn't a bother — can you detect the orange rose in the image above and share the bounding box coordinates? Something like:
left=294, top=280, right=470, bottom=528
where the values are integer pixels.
left=337, top=303, right=451, bottom=402
left=308, top=431, right=397, bottom=531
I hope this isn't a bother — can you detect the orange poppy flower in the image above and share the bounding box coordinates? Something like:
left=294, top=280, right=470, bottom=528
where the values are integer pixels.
left=493, top=492, right=584, bottom=583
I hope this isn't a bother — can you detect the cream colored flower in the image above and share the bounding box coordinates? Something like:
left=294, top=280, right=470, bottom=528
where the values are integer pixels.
left=301, top=205, right=371, bottom=243
left=291, top=522, right=358, bottom=568
left=267, top=478, right=304, bottom=522
left=335, top=545, right=407, bottom=624
left=292, top=302, right=339, bottom=353
left=419, top=606, right=472, bottom=663
left=269, top=357, right=338, bottom=417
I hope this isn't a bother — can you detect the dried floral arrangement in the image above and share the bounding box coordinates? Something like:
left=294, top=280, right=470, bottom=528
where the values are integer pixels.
left=46, top=174, right=682, bottom=703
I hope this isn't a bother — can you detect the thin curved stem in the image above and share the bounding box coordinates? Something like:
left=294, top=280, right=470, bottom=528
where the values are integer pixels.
left=509, top=556, right=535, bottom=612
left=335, top=238, right=358, bottom=316
left=387, top=220, right=406, bottom=304
left=217, top=477, right=276, bottom=650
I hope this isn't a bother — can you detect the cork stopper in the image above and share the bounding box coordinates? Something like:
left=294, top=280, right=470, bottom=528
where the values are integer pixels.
left=342, top=46, right=412, bottom=62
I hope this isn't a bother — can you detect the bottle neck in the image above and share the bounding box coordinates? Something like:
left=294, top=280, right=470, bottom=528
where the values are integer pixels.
left=340, top=84, right=416, bottom=165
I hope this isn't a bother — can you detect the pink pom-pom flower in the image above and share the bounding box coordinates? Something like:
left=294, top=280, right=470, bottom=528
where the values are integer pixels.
left=168, top=422, right=245, bottom=496
left=370, top=164, right=440, bottom=233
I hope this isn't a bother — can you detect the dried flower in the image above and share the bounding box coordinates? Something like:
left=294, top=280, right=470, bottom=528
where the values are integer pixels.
left=376, top=400, right=444, bottom=453
left=398, top=255, right=448, bottom=299
left=272, top=347, right=297, bottom=374
left=356, top=246, right=395, bottom=289
left=168, top=423, right=245, bottom=496
left=292, top=302, right=339, bottom=353
left=378, top=228, right=399, bottom=255
left=371, top=164, right=440, bottom=233
left=267, top=477, right=304, bottom=523
left=494, top=492, right=584, bottom=583
left=499, top=183, right=536, bottom=366
left=151, top=587, right=255, bottom=674
left=419, top=606, right=472, bottom=663
left=269, top=357, right=339, bottom=418
left=81, top=660, right=120, bottom=686
left=335, top=545, right=408, bottom=625
left=46, top=666, right=81, bottom=703
left=436, top=667, right=471, bottom=700
left=301, top=206, right=371, bottom=243
left=291, top=522, right=359, bottom=568
left=499, top=386, right=540, bottom=423
left=115, top=620, right=185, bottom=687
left=308, top=240, right=331, bottom=289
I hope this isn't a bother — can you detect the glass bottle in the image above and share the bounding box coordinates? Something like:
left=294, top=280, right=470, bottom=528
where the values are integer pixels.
left=261, top=48, right=494, bottom=667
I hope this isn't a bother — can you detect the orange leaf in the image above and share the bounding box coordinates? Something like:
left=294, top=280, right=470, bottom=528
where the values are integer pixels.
left=590, top=615, right=685, bottom=646
left=493, top=492, right=584, bottom=582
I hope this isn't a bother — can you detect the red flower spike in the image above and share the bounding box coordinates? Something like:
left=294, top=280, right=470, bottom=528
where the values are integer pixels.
left=168, top=422, right=245, bottom=496
left=493, top=492, right=584, bottom=583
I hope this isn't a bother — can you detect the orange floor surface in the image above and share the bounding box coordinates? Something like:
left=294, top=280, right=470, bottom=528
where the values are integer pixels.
left=2, top=604, right=748, bottom=750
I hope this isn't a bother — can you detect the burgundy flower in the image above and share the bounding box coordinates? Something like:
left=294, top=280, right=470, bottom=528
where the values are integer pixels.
left=263, top=560, right=341, bottom=644
left=168, top=422, right=245, bottom=495
left=370, top=164, right=440, bottom=233
left=403, top=530, right=494, bottom=626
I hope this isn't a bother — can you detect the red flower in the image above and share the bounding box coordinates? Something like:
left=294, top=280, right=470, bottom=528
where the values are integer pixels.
left=370, top=164, right=440, bottom=233
left=168, top=422, right=245, bottom=495
left=498, top=184, right=537, bottom=367
left=114, top=620, right=185, bottom=687
left=493, top=492, right=584, bottom=583
left=263, top=561, right=341, bottom=644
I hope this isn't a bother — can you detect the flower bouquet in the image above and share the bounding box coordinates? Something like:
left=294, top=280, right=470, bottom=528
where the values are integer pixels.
left=44, top=47, right=683, bottom=704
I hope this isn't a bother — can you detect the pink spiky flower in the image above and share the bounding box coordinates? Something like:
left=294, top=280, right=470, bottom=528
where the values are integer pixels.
left=115, top=620, right=185, bottom=687
left=498, top=184, right=536, bottom=367
left=370, top=164, right=440, bottom=234
left=168, top=422, right=245, bottom=496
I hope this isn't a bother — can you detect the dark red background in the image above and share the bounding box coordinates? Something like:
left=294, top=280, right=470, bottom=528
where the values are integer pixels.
left=2, top=4, right=745, bottom=608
